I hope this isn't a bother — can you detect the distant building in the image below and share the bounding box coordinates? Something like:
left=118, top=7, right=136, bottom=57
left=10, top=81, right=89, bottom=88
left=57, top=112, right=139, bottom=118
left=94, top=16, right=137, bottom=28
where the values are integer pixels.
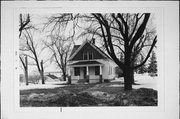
left=68, top=39, right=120, bottom=83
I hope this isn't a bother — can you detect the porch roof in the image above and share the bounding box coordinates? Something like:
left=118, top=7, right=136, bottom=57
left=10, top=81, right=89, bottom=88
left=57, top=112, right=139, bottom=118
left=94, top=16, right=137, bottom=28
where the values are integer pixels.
left=70, top=61, right=102, bottom=66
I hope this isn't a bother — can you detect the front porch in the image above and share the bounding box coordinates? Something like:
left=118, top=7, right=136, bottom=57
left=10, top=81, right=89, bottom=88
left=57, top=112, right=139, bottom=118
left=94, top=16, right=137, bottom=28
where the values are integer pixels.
left=68, top=61, right=103, bottom=83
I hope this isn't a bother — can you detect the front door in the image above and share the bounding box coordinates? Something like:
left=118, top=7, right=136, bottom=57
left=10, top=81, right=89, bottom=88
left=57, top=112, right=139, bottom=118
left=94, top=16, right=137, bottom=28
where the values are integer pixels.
left=83, top=67, right=86, bottom=79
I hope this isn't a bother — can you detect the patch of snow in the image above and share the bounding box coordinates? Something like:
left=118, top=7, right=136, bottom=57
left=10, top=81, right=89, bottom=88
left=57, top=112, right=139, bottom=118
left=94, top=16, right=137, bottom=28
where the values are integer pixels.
left=20, top=81, right=67, bottom=90
left=111, top=74, right=157, bottom=90
left=88, top=91, right=116, bottom=101
left=91, top=91, right=105, bottom=96
left=108, top=84, right=122, bottom=87
left=27, top=93, right=40, bottom=100
left=133, top=74, right=157, bottom=90
left=27, top=93, right=57, bottom=101
left=111, top=77, right=124, bottom=82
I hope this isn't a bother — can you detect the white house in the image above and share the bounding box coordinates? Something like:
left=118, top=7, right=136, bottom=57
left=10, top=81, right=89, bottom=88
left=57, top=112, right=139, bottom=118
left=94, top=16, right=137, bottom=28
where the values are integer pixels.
left=68, top=39, right=119, bottom=84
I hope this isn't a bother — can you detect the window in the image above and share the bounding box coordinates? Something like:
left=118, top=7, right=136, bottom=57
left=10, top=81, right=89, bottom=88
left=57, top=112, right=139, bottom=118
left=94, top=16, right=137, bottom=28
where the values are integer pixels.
left=83, top=52, right=88, bottom=60
left=109, top=66, right=112, bottom=75
left=83, top=52, right=94, bottom=60
left=74, top=67, right=80, bottom=76
left=89, top=52, right=93, bottom=60
left=95, top=66, right=100, bottom=75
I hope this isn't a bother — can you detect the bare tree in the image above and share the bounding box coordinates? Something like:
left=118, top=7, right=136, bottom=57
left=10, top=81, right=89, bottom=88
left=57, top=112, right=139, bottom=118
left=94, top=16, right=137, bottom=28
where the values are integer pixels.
left=19, top=14, right=31, bottom=85
left=44, top=34, right=72, bottom=82
left=19, top=14, right=30, bottom=38
left=79, top=13, right=157, bottom=90
left=43, top=13, right=76, bottom=83
left=19, top=55, right=28, bottom=85
left=43, top=13, right=76, bottom=37
left=20, top=28, right=46, bottom=84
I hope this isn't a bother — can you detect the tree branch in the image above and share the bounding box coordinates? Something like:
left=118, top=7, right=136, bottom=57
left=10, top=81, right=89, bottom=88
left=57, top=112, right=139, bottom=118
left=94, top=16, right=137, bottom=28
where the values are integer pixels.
left=129, top=13, right=150, bottom=51
left=133, top=36, right=157, bottom=69
left=113, top=44, right=125, bottom=54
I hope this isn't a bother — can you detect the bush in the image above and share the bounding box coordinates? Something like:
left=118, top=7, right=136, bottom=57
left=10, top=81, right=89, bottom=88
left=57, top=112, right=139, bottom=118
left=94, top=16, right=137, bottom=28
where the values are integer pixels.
left=104, top=79, right=110, bottom=83
left=28, top=75, right=41, bottom=84
left=115, top=67, right=124, bottom=77
left=19, top=74, right=24, bottom=83
left=48, top=91, right=101, bottom=106
left=20, top=74, right=48, bottom=84
left=112, top=88, right=157, bottom=106
left=149, top=73, right=157, bottom=77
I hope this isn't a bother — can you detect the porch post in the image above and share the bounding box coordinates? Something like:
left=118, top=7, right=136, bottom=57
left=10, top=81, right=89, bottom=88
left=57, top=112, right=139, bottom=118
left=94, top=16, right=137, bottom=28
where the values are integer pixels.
left=100, top=65, right=102, bottom=75
left=100, top=65, right=103, bottom=83
left=86, top=66, right=89, bottom=83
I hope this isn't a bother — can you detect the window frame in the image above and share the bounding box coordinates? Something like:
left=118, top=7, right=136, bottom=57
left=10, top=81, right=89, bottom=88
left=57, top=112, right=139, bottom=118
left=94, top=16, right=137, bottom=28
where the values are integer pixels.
left=95, top=66, right=100, bottom=75
left=83, top=52, right=94, bottom=60
left=89, top=52, right=93, bottom=60
left=83, top=52, right=88, bottom=60
left=109, top=66, right=112, bottom=75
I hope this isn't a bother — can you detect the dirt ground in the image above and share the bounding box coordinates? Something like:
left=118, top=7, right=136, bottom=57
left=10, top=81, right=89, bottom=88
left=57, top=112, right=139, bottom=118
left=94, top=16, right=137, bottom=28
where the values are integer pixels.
left=20, top=80, right=157, bottom=107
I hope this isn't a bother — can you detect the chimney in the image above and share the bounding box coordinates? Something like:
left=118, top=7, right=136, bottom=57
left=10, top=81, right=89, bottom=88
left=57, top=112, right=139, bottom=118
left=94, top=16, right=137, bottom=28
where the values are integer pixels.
left=92, top=38, right=95, bottom=45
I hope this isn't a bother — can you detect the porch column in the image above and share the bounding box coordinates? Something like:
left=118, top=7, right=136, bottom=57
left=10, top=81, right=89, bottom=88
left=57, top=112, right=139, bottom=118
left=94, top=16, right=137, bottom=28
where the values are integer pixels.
left=86, top=66, right=89, bottom=83
left=100, top=65, right=103, bottom=83
left=100, top=65, right=102, bottom=75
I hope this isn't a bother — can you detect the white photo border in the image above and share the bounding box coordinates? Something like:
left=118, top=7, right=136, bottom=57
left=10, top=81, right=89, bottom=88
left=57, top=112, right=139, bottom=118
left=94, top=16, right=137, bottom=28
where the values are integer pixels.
left=1, top=1, right=179, bottom=119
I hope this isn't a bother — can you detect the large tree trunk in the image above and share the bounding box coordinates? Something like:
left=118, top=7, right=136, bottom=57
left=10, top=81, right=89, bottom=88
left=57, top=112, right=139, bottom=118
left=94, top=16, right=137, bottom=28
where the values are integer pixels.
left=130, top=69, right=135, bottom=84
left=124, top=68, right=133, bottom=91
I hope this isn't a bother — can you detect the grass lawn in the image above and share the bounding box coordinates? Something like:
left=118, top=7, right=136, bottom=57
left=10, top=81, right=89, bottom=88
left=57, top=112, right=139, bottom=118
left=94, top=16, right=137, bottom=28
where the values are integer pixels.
left=20, top=81, right=157, bottom=107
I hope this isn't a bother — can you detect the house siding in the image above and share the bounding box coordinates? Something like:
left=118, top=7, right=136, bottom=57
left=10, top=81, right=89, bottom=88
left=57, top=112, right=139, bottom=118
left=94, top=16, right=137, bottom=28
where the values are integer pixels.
left=107, top=60, right=118, bottom=79
left=96, top=59, right=117, bottom=80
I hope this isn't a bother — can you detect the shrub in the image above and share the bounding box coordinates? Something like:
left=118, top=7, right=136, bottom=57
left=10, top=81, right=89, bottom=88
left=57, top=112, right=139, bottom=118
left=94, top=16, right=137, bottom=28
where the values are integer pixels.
left=28, top=75, right=41, bottom=84
left=19, top=73, right=49, bottom=84
left=47, top=91, right=101, bottom=106
left=115, top=67, right=124, bottom=77
left=19, top=74, right=24, bottom=83
left=104, top=79, right=110, bottom=83
left=113, top=88, right=157, bottom=106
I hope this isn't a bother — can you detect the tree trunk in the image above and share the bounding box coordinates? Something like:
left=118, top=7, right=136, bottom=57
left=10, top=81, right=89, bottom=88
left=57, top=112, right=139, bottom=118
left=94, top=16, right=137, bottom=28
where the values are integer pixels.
left=130, top=69, right=135, bottom=84
left=124, top=68, right=133, bottom=91
left=25, top=56, right=28, bottom=85
left=40, top=70, right=45, bottom=84
left=25, top=69, right=28, bottom=85
left=68, top=76, right=71, bottom=84
left=62, top=71, right=66, bottom=81
left=40, top=60, right=45, bottom=84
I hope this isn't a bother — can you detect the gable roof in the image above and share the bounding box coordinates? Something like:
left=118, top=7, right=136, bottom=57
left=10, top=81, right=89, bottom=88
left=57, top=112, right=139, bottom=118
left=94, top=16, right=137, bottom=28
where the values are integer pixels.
left=92, top=44, right=111, bottom=59
left=69, top=45, right=81, bottom=57
left=68, top=41, right=111, bottom=61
